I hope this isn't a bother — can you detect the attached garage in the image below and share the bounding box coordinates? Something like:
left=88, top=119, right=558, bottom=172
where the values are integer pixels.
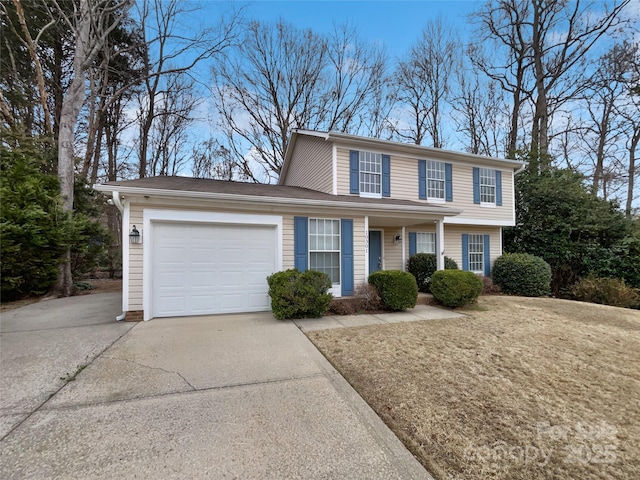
left=143, top=210, right=283, bottom=320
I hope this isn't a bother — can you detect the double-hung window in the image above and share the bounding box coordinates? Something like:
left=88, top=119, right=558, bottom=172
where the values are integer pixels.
left=480, top=168, right=496, bottom=204
left=359, top=151, right=382, bottom=196
left=468, top=234, right=485, bottom=273
left=309, top=219, right=340, bottom=284
left=426, top=160, right=445, bottom=200
left=416, top=232, right=436, bottom=254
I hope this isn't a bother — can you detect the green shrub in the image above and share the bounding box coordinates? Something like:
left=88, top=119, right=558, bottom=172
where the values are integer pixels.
left=570, top=276, right=640, bottom=309
left=492, top=253, right=551, bottom=297
left=368, top=270, right=417, bottom=311
left=407, top=253, right=458, bottom=293
left=266, top=269, right=333, bottom=320
left=430, top=270, right=483, bottom=308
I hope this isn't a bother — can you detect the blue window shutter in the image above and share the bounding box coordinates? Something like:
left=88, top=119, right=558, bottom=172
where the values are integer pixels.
left=409, top=232, right=417, bottom=256
left=473, top=167, right=480, bottom=204
left=294, top=216, right=308, bottom=272
left=382, top=154, right=391, bottom=197
left=484, top=234, right=491, bottom=276
left=349, top=150, right=359, bottom=194
left=462, top=234, right=469, bottom=270
left=445, top=163, right=453, bottom=202
left=434, top=232, right=438, bottom=256
left=418, top=160, right=427, bottom=199
left=495, top=170, right=502, bottom=206
left=341, top=219, right=354, bottom=296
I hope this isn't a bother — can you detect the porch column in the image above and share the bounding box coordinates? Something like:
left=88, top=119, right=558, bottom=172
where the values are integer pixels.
left=436, top=219, right=445, bottom=270
left=401, top=226, right=406, bottom=271
left=364, top=215, right=369, bottom=280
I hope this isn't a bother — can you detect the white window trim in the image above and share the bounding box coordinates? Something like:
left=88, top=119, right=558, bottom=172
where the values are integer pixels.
left=426, top=160, right=446, bottom=201
left=359, top=151, right=382, bottom=198
left=468, top=234, right=485, bottom=275
left=308, top=218, right=341, bottom=297
left=479, top=167, right=497, bottom=205
left=142, top=209, right=283, bottom=321
left=415, top=232, right=436, bottom=254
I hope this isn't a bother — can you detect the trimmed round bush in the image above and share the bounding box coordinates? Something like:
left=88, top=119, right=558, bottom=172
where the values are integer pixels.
left=368, top=270, right=418, bottom=311
left=430, top=270, right=483, bottom=307
left=492, top=253, right=551, bottom=297
left=267, top=269, right=333, bottom=319
left=407, top=253, right=459, bottom=293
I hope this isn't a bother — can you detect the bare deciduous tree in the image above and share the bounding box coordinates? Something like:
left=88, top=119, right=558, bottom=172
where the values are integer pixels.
left=452, top=55, right=507, bottom=157
left=393, top=17, right=458, bottom=147
left=134, top=0, right=239, bottom=177
left=213, top=20, right=388, bottom=180
left=47, top=0, right=132, bottom=296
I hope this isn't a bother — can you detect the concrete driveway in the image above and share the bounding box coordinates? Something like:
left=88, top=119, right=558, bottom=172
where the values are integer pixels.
left=0, top=293, right=430, bottom=479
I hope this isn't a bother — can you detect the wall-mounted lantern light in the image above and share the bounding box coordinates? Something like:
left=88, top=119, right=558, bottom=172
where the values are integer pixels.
left=129, top=225, right=141, bottom=244
left=394, top=234, right=402, bottom=244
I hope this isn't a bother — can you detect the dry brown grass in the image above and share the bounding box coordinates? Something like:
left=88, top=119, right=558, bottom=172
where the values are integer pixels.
left=308, top=296, right=640, bottom=480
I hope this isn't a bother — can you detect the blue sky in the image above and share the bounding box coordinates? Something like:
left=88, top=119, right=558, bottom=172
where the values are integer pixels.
left=237, top=0, right=482, bottom=58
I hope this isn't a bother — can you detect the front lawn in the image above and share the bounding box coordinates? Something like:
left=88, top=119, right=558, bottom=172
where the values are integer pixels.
left=308, top=296, right=640, bottom=479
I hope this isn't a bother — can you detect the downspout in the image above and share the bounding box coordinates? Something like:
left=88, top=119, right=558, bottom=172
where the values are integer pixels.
left=110, top=191, right=127, bottom=322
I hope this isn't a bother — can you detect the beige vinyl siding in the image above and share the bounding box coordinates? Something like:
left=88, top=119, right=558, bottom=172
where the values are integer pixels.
left=443, top=225, right=502, bottom=272
left=128, top=204, right=143, bottom=310
left=282, top=215, right=294, bottom=270
left=336, top=147, right=351, bottom=195
left=448, top=164, right=513, bottom=222
left=335, top=146, right=514, bottom=223
left=382, top=228, right=402, bottom=271
left=283, top=135, right=333, bottom=193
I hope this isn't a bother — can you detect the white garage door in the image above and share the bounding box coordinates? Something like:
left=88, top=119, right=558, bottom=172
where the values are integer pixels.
left=151, top=222, right=277, bottom=317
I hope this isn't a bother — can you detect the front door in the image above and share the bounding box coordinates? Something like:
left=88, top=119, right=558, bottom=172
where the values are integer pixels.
left=368, top=230, right=382, bottom=274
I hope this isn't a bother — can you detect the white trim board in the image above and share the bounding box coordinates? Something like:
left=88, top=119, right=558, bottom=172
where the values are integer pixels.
left=443, top=217, right=515, bottom=227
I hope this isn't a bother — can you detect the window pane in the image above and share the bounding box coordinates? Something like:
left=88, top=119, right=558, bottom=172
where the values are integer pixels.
left=468, top=234, right=484, bottom=272
left=359, top=151, right=382, bottom=194
left=426, top=160, right=445, bottom=199
left=308, top=218, right=341, bottom=285
left=479, top=168, right=496, bottom=203
left=416, top=233, right=435, bottom=254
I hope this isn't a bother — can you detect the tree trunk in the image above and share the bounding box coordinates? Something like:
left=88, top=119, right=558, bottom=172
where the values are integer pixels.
left=53, top=0, right=92, bottom=297
left=626, top=126, right=639, bottom=217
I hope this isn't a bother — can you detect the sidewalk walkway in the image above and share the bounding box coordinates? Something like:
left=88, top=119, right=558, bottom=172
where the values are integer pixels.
left=294, top=304, right=465, bottom=332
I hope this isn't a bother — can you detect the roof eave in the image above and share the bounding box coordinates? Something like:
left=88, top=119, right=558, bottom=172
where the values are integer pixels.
left=94, top=184, right=462, bottom=217
left=325, top=131, right=526, bottom=169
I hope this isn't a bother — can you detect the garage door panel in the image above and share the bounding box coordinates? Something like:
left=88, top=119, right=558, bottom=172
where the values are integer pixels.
left=152, top=221, right=277, bottom=318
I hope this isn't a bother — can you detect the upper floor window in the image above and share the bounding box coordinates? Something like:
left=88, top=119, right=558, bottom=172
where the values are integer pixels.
left=473, top=167, right=502, bottom=206
left=480, top=168, right=496, bottom=204
left=419, top=160, right=452, bottom=202
left=426, top=160, right=445, bottom=200
left=350, top=150, right=390, bottom=198
left=359, top=151, right=382, bottom=196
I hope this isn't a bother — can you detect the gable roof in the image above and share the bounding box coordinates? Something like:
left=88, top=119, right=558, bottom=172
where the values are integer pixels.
left=279, top=129, right=526, bottom=185
left=95, top=176, right=462, bottom=217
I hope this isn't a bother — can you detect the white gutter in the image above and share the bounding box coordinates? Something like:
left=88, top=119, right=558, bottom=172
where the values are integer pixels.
left=325, top=131, right=527, bottom=169
left=94, top=185, right=463, bottom=217
left=110, top=191, right=126, bottom=322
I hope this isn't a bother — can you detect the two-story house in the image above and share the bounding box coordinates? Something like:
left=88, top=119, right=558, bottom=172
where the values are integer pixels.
left=96, top=130, right=526, bottom=321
